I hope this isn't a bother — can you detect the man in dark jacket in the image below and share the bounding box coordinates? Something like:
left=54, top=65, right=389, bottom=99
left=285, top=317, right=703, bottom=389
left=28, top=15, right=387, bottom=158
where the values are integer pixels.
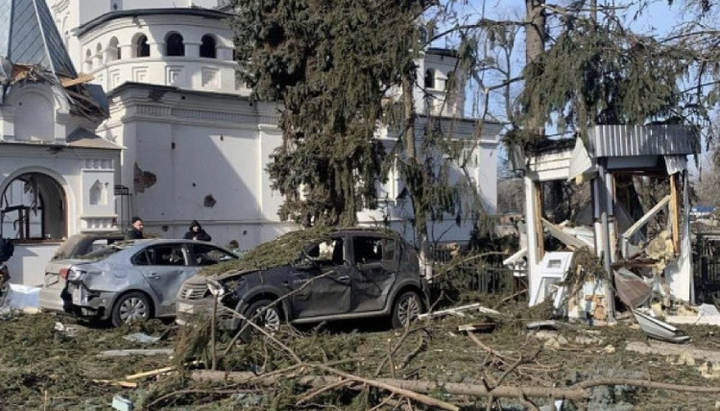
left=125, top=216, right=144, bottom=240
left=183, top=220, right=212, bottom=242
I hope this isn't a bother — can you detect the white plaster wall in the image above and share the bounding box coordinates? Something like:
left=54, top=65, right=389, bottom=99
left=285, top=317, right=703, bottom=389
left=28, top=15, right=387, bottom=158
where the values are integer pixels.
left=259, top=126, right=285, bottom=221
left=2, top=83, right=71, bottom=142
left=6, top=243, right=60, bottom=286
left=106, top=89, right=295, bottom=250
left=170, top=125, right=260, bottom=219
left=478, top=141, right=498, bottom=214
left=12, top=92, right=55, bottom=142
left=81, top=166, right=116, bottom=216
left=131, top=121, right=296, bottom=247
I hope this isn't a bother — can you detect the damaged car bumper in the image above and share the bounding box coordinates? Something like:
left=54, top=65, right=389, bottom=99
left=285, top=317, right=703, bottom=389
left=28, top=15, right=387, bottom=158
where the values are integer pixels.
left=65, top=282, right=118, bottom=320
left=176, top=280, right=239, bottom=329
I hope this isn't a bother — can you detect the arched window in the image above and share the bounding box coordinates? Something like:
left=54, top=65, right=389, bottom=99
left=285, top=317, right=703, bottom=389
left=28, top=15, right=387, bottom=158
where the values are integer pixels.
left=1, top=172, right=67, bottom=240
left=165, top=33, right=185, bottom=56
left=424, top=69, right=435, bottom=89
left=85, top=49, right=93, bottom=71
left=135, top=34, right=150, bottom=57
left=446, top=70, right=455, bottom=90
left=108, top=37, right=121, bottom=61
left=200, top=34, right=216, bottom=58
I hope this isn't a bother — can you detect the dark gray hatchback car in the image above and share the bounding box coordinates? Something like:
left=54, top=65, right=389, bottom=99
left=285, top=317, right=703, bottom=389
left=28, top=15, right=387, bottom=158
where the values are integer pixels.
left=176, top=228, right=427, bottom=336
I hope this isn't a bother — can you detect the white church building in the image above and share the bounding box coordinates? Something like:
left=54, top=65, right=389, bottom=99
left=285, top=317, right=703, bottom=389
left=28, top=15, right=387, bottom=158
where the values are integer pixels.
left=1, top=0, right=501, bottom=285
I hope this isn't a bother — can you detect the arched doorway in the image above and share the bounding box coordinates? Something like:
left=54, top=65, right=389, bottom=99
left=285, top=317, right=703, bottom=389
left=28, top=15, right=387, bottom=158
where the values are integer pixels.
left=1, top=172, right=67, bottom=240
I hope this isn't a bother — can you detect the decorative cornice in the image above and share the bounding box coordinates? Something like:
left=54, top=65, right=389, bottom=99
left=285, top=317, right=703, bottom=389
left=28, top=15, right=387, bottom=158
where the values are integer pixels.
left=123, top=104, right=278, bottom=128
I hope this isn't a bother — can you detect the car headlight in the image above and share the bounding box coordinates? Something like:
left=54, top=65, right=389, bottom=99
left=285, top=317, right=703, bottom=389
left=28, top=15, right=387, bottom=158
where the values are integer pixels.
left=67, top=267, right=87, bottom=282
left=206, top=279, right=226, bottom=297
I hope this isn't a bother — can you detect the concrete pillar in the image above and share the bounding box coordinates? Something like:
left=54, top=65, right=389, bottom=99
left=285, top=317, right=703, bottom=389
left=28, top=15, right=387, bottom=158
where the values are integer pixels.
left=149, top=42, right=163, bottom=57
left=185, top=42, right=200, bottom=58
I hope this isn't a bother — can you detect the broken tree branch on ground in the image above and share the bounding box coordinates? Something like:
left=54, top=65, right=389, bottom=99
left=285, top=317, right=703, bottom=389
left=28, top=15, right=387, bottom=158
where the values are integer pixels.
left=190, top=370, right=720, bottom=402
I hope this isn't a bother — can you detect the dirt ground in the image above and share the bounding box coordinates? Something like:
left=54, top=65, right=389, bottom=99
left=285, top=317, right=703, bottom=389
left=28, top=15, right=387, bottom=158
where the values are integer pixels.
left=2, top=296, right=719, bottom=411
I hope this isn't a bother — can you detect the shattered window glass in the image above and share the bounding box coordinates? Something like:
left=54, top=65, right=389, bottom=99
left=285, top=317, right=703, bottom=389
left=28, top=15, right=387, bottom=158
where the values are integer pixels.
left=354, top=237, right=383, bottom=263
left=307, top=238, right=343, bottom=265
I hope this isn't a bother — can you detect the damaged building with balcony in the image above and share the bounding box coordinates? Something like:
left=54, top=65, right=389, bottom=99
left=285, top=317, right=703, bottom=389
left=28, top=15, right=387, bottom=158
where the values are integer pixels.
left=509, top=125, right=700, bottom=321
left=0, top=0, right=121, bottom=284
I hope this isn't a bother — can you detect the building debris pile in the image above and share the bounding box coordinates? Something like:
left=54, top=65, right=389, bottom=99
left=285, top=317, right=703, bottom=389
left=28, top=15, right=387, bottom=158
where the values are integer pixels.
left=515, top=127, right=702, bottom=326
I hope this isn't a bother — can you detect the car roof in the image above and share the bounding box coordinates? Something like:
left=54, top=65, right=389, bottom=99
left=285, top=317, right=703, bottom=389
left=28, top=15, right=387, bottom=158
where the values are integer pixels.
left=333, top=227, right=401, bottom=235
left=121, top=238, right=231, bottom=250
left=53, top=238, right=234, bottom=264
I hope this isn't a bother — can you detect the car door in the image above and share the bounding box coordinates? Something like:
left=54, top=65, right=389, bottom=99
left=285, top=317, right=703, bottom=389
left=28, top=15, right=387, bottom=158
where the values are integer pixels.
left=133, top=243, right=193, bottom=316
left=351, top=235, right=399, bottom=312
left=187, top=243, right=238, bottom=266
left=292, top=236, right=352, bottom=318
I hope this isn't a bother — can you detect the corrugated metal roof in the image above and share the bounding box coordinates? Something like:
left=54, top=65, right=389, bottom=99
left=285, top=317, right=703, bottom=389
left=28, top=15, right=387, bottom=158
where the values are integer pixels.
left=589, top=125, right=700, bottom=157
left=0, top=0, right=77, bottom=78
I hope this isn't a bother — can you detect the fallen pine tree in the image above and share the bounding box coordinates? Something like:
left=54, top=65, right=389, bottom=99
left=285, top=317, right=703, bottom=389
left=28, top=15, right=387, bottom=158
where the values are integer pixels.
left=189, top=368, right=720, bottom=405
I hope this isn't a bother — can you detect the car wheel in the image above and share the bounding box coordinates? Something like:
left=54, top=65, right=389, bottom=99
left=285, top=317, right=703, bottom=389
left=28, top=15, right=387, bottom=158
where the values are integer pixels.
left=111, top=292, right=151, bottom=327
left=239, top=299, right=282, bottom=342
left=391, top=290, right=422, bottom=328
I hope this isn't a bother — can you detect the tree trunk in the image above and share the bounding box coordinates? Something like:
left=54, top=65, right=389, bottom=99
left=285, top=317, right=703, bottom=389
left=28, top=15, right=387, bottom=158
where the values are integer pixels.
left=402, top=72, right=431, bottom=278
left=192, top=370, right=720, bottom=400
left=525, top=0, right=546, bottom=138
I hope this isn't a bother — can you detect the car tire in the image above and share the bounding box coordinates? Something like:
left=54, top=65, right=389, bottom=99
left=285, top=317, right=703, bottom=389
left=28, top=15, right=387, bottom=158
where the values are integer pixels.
left=239, top=299, right=282, bottom=342
left=111, top=291, right=152, bottom=327
left=391, top=290, right=422, bottom=328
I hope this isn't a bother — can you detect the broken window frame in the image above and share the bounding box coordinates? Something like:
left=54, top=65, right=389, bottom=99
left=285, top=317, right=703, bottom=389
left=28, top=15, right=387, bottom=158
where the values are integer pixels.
left=1, top=172, right=67, bottom=242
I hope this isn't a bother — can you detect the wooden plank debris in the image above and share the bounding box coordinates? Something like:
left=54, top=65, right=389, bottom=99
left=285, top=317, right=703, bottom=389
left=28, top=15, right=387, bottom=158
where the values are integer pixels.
left=669, top=174, right=681, bottom=254
left=97, top=349, right=173, bottom=358
left=61, top=73, right=95, bottom=87
left=418, top=303, right=502, bottom=320
left=125, top=360, right=201, bottom=381
left=457, top=323, right=497, bottom=333
left=91, top=379, right=138, bottom=389
left=542, top=219, right=590, bottom=251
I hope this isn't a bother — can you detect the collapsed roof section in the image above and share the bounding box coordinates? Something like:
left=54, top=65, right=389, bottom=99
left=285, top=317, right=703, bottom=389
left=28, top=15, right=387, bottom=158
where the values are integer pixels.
left=520, top=125, right=701, bottom=321
left=0, top=0, right=106, bottom=119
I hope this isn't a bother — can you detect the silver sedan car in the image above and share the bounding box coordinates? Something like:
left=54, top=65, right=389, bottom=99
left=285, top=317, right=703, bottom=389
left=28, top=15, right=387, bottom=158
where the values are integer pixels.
left=61, top=239, right=237, bottom=327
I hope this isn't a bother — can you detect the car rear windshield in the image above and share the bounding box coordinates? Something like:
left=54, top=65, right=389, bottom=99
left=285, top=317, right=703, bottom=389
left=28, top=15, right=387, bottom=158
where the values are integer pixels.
left=52, top=235, right=124, bottom=260
left=79, top=243, right=132, bottom=260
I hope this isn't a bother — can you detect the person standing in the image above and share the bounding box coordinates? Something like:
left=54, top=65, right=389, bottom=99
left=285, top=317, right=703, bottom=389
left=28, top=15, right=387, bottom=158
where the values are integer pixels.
left=184, top=220, right=212, bottom=242
left=125, top=216, right=145, bottom=240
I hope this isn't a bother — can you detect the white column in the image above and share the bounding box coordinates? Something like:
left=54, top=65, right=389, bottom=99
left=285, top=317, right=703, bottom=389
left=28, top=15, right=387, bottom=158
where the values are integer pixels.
left=524, top=175, right=540, bottom=306
left=185, top=42, right=200, bottom=58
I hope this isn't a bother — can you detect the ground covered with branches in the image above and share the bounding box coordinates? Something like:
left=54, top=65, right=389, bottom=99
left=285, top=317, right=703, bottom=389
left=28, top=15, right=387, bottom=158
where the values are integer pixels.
left=2, top=292, right=720, bottom=411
